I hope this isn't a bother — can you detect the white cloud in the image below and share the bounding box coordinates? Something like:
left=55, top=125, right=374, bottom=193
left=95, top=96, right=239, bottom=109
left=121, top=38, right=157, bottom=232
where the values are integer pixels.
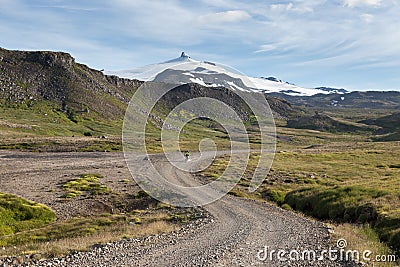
left=2, top=0, right=400, bottom=89
left=35, top=5, right=98, bottom=12
left=270, top=2, right=314, bottom=13
left=197, top=10, right=251, bottom=24
left=343, top=0, right=383, bottom=8
left=270, top=3, right=294, bottom=12
left=255, top=44, right=277, bottom=53
left=360, top=13, right=374, bottom=22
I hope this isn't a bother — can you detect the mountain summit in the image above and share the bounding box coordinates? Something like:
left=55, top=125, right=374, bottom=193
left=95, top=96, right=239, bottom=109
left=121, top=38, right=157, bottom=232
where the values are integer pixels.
left=106, top=53, right=347, bottom=96
left=180, top=52, right=189, bottom=58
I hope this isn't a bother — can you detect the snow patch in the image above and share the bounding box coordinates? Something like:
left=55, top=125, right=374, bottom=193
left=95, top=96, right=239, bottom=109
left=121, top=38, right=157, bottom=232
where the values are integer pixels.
left=182, top=72, right=195, bottom=77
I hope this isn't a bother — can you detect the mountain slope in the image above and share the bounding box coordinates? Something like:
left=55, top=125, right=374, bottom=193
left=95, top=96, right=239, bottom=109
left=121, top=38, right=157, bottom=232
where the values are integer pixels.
left=106, top=53, right=345, bottom=97
left=0, top=48, right=141, bottom=121
left=0, top=48, right=145, bottom=140
left=361, top=112, right=400, bottom=141
left=0, top=48, right=304, bottom=140
left=361, top=112, right=400, bottom=133
left=155, top=83, right=303, bottom=121
left=287, top=113, right=376, bottom=133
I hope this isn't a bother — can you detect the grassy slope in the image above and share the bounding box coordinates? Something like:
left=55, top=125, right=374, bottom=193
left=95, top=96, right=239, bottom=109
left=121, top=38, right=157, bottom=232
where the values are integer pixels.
left=286, top=113, right=376, bottom=133
left=0, top=102, right=122, bottom=136
left=0, top=101, right=123, bottom=151
left=0, top=193, right=56, bottom=239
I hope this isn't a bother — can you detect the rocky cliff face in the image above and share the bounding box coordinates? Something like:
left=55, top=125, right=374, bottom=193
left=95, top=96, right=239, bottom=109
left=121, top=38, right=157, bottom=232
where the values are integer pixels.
left=0, top=48, right=141, bottom=120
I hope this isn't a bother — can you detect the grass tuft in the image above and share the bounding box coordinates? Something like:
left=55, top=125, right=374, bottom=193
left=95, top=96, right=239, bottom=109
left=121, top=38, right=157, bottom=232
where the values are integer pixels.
left=0, top=193, right=56, bottom=245
left=61, top=174, right=110, bottom=198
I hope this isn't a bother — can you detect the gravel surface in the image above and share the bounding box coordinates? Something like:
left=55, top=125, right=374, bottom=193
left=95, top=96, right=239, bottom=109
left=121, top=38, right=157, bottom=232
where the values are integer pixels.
left=0, top=151, right=353, bottom=266
left=0, top=151, right=137, bottom=220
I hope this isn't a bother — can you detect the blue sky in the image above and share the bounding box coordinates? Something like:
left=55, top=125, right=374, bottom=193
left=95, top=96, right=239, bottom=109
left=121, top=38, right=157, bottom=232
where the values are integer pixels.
left=1, top=0, right=400, bottom=91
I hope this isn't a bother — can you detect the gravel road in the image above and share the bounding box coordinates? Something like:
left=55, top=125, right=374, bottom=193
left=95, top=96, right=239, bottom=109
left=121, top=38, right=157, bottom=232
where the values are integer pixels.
left=0, top=151, right=350, bottom=266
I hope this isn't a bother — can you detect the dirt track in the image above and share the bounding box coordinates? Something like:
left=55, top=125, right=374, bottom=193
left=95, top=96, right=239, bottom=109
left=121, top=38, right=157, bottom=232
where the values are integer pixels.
left=0, top=151, right=346, bottom=266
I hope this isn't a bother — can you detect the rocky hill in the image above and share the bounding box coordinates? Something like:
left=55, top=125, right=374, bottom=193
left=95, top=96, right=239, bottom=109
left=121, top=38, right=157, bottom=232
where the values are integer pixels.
left=287, top=113, right=376, bottom=133
left=361, top=112, right=400, bottom=133
left=0, top=48, right=141, bottom=121
left=361, top=112, right=400, bottom=141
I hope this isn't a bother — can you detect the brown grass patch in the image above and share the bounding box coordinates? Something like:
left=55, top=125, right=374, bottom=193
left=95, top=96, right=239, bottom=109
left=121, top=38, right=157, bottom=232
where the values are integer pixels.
left=0, top=213, right=177, bottom=259
left=333, top=223, right=398, bottom=266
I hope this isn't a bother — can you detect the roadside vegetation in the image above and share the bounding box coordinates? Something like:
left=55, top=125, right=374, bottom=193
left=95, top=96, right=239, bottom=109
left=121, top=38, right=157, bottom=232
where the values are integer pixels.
left=200, top=128, right=400, bottom=257
left=0, top=189, right=197, bottom=258
left=333, top=224, right=397, bottom=267
left=0, top=210, right=189, bottom=258
left=0, top=193, right=56, bottom=238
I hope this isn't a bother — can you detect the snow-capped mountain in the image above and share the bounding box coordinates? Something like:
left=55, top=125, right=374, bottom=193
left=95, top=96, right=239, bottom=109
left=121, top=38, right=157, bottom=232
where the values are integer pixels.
left=106, top=52, right=347, bottom=97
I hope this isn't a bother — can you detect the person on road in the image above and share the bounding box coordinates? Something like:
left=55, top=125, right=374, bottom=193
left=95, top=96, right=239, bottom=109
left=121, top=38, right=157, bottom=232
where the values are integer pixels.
left=184, top=150, right=190, bottom=161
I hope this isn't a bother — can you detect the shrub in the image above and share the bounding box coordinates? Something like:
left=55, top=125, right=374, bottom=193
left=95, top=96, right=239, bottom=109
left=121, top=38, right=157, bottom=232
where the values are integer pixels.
left=136, top=190, right=149, bottom=198
left=261, top=188, right=285, bottom=205
left=0, top=193, right=56, bottom=241
left=374, top=216, right=400, bottom=253
left=281, top=204, right=292, bottom=211
left=61, top=174, right=109, bottom=198
left=283, top=186, right=400, bottom=253
left=284, top=186, right=386, bottom=223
